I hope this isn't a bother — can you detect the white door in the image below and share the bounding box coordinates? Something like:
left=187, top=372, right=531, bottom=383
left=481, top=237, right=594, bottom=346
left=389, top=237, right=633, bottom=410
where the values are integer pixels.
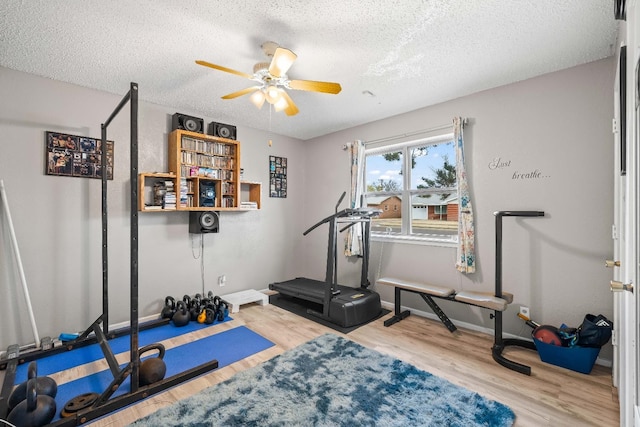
left=615, top=4, right=640, bottom=424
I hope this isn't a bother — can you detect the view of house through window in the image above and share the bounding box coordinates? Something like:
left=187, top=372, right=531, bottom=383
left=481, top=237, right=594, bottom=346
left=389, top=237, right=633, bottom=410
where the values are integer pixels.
left=364, top=133, right=458, bottom=243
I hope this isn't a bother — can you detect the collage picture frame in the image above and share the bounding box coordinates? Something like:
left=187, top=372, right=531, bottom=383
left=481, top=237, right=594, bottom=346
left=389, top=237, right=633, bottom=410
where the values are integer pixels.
left=269, top=155, right=287, bottom=198
left=45, top=131, right=114, bottom=179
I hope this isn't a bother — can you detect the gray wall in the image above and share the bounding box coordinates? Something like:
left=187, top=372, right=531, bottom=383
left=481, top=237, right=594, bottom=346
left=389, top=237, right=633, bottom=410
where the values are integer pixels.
left=303, top=57, right=616, bottom=360
left=0, top=67, right=307, bottom=348
left=0, top=57, right=616, bottom=362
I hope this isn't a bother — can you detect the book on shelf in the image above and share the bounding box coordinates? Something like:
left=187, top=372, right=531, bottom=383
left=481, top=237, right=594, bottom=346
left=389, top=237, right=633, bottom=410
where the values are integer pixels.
left=240, top=201, right=258, bottom=209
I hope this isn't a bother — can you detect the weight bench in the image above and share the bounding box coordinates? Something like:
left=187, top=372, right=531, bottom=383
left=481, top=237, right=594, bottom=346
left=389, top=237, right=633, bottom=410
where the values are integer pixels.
left=377, top=277, right=512, bottom=332
left=377, top=277, right=536, bottom=375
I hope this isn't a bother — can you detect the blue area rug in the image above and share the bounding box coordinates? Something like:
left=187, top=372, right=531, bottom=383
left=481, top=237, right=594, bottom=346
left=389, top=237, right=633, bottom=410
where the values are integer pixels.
left=15, top=317, right=231, bottom=380
left=51, top=326, right=273, bottom=423
left=129, top=333, right=515, bottom=426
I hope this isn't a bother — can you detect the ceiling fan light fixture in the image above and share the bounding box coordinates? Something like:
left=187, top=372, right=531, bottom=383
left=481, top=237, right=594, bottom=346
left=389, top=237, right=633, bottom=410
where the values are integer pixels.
left=250, top=90, right=266, bottom=109
left=273, top=94, right=289, bottom=112
left=265, top=86, right=282, bottom=104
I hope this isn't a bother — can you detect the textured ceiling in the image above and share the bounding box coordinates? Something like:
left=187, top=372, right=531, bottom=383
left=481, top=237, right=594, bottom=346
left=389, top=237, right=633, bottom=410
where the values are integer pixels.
left=0, top=1, right=619, bottom=140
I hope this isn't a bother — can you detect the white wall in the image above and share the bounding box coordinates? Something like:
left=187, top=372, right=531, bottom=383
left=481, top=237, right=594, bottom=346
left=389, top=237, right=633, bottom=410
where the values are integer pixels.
left=0, top=67, right=307, bottom=348
left=0, top=58, right=617, bottom=363
left=303, top=57, right=616, bottom=361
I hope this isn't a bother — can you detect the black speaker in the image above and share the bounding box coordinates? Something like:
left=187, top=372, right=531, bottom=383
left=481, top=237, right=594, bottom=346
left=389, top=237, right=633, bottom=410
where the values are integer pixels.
left=172, top=113, right=204, bottom=133
left=208, top=122, right=237, bottom=140
left=189, top=211, right=219, bottom=234
left=199, top=181, right=216, bottom=208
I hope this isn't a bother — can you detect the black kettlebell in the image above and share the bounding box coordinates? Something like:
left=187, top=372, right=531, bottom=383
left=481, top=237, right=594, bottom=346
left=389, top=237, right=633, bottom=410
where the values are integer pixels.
left=138, top=343, right=167, bottom=386
left=8, top=361, right=57, bottom=411
left=161, top=296, right=176, bottom=320
left=217, top=299, right=229, bottom=322
left=7, top=378, right=56, bottom=427
left=172, top=300, right=190, bottom=327
left=193, top=293, right=202, bottom=305
left=190, top=299, right=201, bottom=321
left=182, top=294, right=192, bottom=309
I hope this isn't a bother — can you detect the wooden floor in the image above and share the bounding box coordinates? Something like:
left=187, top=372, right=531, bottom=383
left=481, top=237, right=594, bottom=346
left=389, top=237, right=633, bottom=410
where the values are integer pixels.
left=15, top=303, right=620, bottom=426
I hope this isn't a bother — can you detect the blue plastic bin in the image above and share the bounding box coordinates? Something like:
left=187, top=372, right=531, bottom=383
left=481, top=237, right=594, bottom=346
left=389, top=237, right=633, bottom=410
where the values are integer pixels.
left=533, top=336, right=601, bottom=374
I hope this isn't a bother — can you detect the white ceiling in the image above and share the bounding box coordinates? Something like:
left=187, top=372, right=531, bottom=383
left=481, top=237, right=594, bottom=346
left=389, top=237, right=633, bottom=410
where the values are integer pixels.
left=0, top=1, right=619, bottom=140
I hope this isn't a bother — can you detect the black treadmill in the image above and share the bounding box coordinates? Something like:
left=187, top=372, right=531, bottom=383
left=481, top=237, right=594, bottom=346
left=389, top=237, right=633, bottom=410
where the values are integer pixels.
left=270, top=195, right=382, bottom=328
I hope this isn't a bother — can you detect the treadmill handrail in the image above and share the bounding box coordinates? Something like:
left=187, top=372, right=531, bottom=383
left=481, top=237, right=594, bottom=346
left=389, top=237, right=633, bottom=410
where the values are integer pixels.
left=303, top=208, right=381, bottom=236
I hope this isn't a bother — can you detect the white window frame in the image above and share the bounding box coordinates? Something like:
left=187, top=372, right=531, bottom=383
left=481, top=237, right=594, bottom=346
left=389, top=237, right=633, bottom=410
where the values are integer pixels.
left=364, top=132, right=458, bottom=247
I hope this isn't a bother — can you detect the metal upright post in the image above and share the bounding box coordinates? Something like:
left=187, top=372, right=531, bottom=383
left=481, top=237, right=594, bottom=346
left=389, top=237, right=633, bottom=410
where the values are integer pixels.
left=491, top=210, right=544, bottom=375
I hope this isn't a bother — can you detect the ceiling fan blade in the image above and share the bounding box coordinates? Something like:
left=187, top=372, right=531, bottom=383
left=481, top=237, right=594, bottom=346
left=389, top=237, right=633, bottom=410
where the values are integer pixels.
left=279, top=90, right=299, bottom=116
left=289, top=79, right=342, bottom=94
left=221, top=86, right=261, bottom=99
left=196, top=60, right=252, bottom=79
left=269, top=47, right=297, bottom=78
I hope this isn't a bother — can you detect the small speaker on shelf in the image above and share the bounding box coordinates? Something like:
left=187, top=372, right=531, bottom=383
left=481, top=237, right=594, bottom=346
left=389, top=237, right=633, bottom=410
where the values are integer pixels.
left=208, top=122, right=237, bottom=140
left=189, top=211, right=219, bottom=234
left=199, top=181, right=216, bottom=208
left=172, top=113, right=204, bottom=133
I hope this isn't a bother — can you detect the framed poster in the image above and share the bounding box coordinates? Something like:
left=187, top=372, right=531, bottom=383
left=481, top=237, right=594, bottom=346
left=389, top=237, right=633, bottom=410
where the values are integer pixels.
left=269, top=155, right=287, bottom=198
left=45, top=131, right=114, bottom=179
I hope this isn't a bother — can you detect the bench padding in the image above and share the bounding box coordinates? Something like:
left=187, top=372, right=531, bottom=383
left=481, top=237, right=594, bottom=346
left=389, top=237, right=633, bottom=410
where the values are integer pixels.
left=377, top=277, right=512, bottom=311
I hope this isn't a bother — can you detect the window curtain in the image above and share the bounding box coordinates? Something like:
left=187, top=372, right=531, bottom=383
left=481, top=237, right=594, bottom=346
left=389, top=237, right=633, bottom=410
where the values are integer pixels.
left=454, top=117, right=475, bottom=273
left=345, top=140, right=365, bottom=256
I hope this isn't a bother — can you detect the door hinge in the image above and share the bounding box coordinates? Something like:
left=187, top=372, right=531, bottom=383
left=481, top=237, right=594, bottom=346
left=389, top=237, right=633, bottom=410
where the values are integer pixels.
left=612, top=224, right=618, bottom=240
left=613, top=118, right=618, bottom=134
left=612, top=329, right=617, bottom=346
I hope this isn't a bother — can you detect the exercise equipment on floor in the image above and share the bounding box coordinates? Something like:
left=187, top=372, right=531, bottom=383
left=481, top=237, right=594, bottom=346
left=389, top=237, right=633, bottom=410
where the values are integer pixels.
left=492, top=210, right=545, bottom=375
left=7, top=361, right=57, bottom=412
left=379, top=210, right=544, bottom=376
left=165, top=292, right=230, bottom=327
left=6, top=376, right=56, bottom=427
left=1, top=83, right=220, bottom=426
left=377, top=277, right=514, bottom=332
left=269, top=192, right=383, bottom=328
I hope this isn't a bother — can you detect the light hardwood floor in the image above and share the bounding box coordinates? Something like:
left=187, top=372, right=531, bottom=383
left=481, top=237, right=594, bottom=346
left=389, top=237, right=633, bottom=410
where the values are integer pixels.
left=23, top=303, right=620, bottom=426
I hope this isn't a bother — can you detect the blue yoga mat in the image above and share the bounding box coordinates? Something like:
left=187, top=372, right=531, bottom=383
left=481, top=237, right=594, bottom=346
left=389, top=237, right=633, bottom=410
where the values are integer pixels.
left=15, top=317, right=232, bottom=380
left=51, top=326, right=274, bottom=422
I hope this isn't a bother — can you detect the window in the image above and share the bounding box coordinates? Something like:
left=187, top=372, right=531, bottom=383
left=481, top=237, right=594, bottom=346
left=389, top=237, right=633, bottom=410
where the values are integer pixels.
left=364, top=132, right=457, bottom=244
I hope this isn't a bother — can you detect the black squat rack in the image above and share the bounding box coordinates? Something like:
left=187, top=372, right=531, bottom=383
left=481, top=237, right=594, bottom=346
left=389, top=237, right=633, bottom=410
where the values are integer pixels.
left=0, top=83, right=219, bottom=425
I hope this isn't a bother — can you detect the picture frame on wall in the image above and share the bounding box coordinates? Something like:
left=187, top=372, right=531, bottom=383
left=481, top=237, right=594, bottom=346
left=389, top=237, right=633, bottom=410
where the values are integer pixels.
left=269, top=155, right=287, bottom=198
left=45, top=131, right=114, bottom=179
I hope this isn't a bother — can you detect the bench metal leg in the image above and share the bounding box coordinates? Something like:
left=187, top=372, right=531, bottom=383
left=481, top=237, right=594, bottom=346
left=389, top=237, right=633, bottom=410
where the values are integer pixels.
left=384, top=286, right=411, bottom=327
left=420, top=294, right=457, bottom=332
left=383, top=287, right=457, bottom=333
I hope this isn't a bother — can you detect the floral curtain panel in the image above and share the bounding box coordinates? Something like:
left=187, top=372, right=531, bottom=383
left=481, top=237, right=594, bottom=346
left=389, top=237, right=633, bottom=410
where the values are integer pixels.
left=454, top=117, right=475, bottom=273
left=345, top=140, right=365, bottom=256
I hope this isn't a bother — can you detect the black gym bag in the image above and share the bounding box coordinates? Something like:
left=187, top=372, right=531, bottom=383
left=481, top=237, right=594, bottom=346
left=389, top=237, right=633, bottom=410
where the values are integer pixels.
left=577, top=314, right=613, bottom=348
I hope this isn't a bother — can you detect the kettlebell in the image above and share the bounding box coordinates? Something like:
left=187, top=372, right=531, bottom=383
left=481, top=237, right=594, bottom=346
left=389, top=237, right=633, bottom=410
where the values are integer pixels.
left=217, top=299, right=229, bottom=322
left=172, top=300, right=190, bottom=327
left=7, top=378, right=56, bottom=427
left=138, top=343, right=167, bottom=386
left=190, top=299, right=201, bottom=321
left=197, top=307, right=215, bottom=324
left=160, top=296, right=176, bottom=320
left=8, top=361, right=57, bottom=411
left=182, top=294, right=192, bottom=309
left=193, top=293, right=202, bottom=306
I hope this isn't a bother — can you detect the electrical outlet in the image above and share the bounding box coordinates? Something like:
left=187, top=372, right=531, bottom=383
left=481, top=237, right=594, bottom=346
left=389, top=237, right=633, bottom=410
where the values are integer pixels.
left=218, top=275, right=226, bottom=287
left=519, top=306, right=530, bottom=318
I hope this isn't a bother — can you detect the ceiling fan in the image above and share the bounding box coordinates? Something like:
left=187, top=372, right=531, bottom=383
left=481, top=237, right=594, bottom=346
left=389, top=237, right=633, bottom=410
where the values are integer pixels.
left=196, top=41, right=342, bottom=116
